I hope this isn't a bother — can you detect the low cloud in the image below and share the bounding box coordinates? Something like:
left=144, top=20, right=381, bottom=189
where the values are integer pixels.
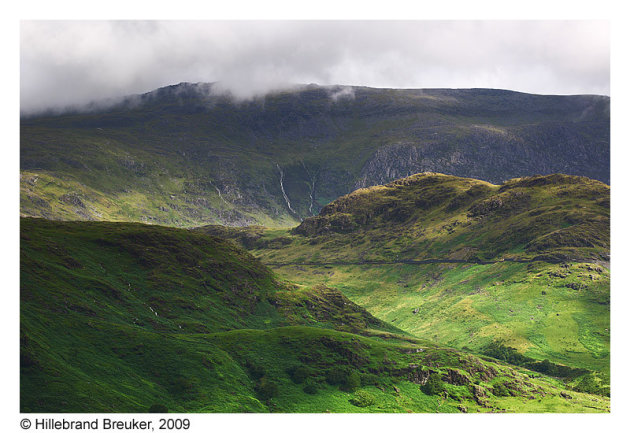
left=20, top=21, right=609, bottom=115
left=329, top=86, right=355, bottom=102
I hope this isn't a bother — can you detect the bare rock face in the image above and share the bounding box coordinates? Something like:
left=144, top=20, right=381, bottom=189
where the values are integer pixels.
left=408, top=368, right=432, bottom=385
left=443, top=369, right=471, bottom=386
left=60, top=193, right=86, bottom=209
left=472, top=385, right=490, bottom=407
left=354, top=99, right=609, bottom=191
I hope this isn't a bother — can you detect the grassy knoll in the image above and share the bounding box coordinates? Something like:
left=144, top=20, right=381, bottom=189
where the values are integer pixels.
left=200, top=173, right=609, bottom=263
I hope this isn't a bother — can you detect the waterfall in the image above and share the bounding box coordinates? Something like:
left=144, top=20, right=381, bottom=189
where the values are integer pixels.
left=276, top=163, right=297, bottom=216
left=301, top=161, right=317, bottom=216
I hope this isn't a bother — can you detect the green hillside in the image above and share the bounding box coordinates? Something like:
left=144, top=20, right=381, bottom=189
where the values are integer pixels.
left=197, top=173, right=610, bottom=395
left=19, top=83, right=612, bottom=413
left=21, top=84, right=609, bottom=226
left=20, top=218, right=608, bottom=412
left=198, top=173, right=609, bottom=265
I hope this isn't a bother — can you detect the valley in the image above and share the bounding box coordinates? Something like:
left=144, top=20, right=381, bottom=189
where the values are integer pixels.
left=197, top=172, right=611, bottom=399
left=20, top=217, right=609, bottom=413
left=19, top=84, right=610, bottom=413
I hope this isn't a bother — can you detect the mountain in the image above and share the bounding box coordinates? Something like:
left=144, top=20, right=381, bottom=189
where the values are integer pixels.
left=198, top=173, right=610, bottom=395
left=293, top=172, right=608, bottom=262
left=21, top=83, right=609, bottom=227
left=20, top=217, right=609, bottom=412
left=19, top=82, right=612, bottom=413
left=200, top=172, right=609, bottom=264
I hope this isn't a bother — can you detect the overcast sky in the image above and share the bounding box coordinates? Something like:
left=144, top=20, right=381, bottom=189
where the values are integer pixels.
left=20, top=20, right=609, bottom=114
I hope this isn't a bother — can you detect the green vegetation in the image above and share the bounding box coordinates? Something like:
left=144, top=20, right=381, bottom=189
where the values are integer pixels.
left=20, top=217, right=609, bottom=413
left=264, top=261, right=610, bottom=390
left=19, top=82, right=611, bottom=414
left=421, top=374, right=446, bottom=396
left=201, top=172, right=610, bottom=401
left=219, top=173, right=608, bottom=264
left=148, top=404, right=168, bottom=413
left=349, top=390, right=376, bottom=407
left=21, top=84, right=609, bottom=227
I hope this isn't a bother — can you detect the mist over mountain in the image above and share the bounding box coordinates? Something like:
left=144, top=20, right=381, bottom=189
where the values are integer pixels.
left=21, top=83, right=609, bottom=227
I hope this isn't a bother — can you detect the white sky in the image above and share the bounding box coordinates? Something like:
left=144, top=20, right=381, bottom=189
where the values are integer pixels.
left=20, top=20, right=610, bottom=114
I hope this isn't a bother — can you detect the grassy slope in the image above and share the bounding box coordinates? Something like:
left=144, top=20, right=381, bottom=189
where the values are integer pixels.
left=285, top=173, right=608, bottom=262
left=267, top=262, right=609, bottom=375
left=20, top=85, right=609, bottom=226
left=20, top=218, right=608, bottom=413
left=201, top=173, right=609, bottom=262
left=198, top=173, right=610, bottom=390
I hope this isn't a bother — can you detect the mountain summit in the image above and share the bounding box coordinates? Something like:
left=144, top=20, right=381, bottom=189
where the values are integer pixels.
left=21, top=83, right=609, bottom=226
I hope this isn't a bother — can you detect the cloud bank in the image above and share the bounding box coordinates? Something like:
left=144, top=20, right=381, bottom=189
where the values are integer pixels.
left=20, top=20, right=609, bottom=114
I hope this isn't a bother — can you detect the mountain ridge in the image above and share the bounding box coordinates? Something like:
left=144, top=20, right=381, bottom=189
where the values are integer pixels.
left=21, top=82, right=609, bottom=227
left=204, top=172, right=609, bottom=264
